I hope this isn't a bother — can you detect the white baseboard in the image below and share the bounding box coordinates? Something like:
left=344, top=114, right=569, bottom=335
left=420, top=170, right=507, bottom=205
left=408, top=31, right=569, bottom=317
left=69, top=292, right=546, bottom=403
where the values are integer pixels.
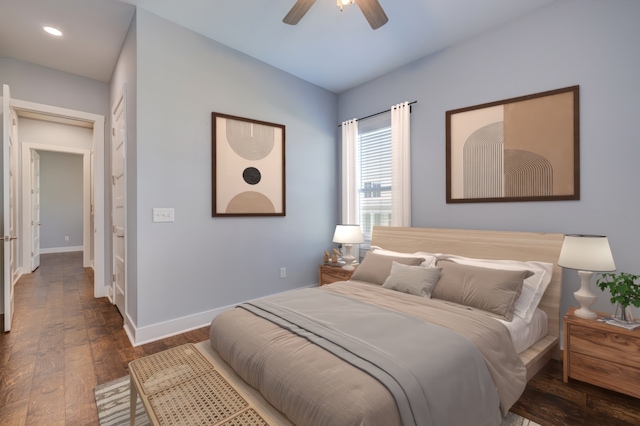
left=96, top=283, right=111, bottom=299
left=123, top=316, right=136, bottom=346
left=126, top=304, right=233, bottom=347
left=124, top=285, right=317, bottom=347
left=40, top=246, right=84, bottom=254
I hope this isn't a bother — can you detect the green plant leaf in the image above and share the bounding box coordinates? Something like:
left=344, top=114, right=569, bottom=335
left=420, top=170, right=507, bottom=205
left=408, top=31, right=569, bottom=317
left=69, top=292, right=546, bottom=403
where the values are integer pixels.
left=596, top=272, right=640, bottom=308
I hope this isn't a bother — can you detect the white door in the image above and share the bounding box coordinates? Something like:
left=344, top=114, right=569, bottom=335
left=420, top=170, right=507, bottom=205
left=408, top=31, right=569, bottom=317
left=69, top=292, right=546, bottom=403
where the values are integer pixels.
left=111, top=89, right=126, bottom=316
left=3, top=84, right=19, bottom=332
left=31, top=150, right=41, bottom=271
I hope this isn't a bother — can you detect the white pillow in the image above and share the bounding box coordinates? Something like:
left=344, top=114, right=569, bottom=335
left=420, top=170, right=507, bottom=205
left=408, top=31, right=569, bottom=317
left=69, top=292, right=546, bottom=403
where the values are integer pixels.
left=370, top=246, right=438, bottom=267
left=436, top=254, right=553, bottom=324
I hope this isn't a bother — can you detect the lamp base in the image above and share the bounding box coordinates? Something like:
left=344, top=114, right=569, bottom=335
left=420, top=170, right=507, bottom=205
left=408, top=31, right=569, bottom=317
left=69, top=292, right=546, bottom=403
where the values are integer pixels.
left=341, top=244, right=355, bottom=270
left=574, top=307, right=598, bottom=319
left=574, top=270, right=598, bottom=319
left=341, top=257, right=355, bottom=270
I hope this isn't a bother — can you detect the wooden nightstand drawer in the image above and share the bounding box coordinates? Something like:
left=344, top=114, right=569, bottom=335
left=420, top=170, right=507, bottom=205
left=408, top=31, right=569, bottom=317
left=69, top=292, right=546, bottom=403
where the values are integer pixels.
left=563, top=306, right=640, bottom=399
left=569, top=326, right=640, bottom=370
left=569, top=352, right=640, bottom=398
left=318, top=264, right=356, bottom=286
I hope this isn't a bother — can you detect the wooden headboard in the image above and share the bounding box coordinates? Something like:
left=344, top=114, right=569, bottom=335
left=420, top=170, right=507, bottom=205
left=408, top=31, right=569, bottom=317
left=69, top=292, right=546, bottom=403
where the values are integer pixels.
left=371, top=226, right=564, bottom=379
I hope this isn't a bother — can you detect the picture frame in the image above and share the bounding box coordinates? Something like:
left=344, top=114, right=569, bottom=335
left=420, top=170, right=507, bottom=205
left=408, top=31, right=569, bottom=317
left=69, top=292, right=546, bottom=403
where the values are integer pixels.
left=446, top=86, right=580, bottom=203
left=212, top=112, right=286, bottom=216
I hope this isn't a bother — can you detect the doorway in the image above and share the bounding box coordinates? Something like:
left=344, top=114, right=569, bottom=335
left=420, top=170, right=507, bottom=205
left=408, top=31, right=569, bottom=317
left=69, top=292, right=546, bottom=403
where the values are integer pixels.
left=10, top=97, right=106, bottom=296
left=24, top=148, right=88, bottom=262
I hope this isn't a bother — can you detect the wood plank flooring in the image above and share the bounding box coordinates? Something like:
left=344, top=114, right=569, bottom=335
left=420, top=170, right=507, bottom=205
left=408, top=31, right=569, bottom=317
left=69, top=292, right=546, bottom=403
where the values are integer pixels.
left=1, top=252, right=639, bottom=425
left=0, top=252, right=209, bottom=426
left=511, top=359, right=640, bottom=425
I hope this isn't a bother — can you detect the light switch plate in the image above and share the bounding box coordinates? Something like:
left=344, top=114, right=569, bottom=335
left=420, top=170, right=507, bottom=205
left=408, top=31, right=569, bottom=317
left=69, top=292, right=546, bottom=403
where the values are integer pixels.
left=153, top=208, right=175, bottom=222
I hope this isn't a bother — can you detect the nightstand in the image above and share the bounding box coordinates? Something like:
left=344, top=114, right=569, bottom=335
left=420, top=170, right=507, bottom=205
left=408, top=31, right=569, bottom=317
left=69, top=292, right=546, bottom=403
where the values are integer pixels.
left=318, top=264, right=357, bottom=286
left=563, top=306, right=640, bottom=398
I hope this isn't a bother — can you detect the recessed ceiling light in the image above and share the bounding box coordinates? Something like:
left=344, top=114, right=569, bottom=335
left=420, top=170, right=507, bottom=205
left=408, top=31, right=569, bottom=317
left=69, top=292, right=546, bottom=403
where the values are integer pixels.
left=43, top=26, right=63, bottom=37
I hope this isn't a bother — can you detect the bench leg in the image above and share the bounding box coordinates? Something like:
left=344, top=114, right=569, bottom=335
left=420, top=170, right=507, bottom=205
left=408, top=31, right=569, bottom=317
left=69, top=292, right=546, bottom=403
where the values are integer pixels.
left=130, top=376, right=138, bottom=426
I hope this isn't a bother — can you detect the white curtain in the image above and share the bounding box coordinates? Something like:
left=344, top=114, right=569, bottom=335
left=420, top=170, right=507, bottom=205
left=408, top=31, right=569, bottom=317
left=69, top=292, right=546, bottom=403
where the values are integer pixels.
left=391, top=102, right=411, bottom=226
left=341, top=118, right=359, bottom=224
left=340, top=118, right=360, bottom=258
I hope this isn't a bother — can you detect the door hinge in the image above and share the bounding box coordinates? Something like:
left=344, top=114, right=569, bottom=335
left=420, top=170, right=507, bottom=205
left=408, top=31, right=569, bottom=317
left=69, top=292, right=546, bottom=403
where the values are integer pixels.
left=112, top=274, right=116, bottom=283
left=112, top=225, right=116, bottom=234
left=112, top=175, right=116, bottom=186
left=112, top=128, right=116, bottom=137
left=13, top=118, right=17, bottom=126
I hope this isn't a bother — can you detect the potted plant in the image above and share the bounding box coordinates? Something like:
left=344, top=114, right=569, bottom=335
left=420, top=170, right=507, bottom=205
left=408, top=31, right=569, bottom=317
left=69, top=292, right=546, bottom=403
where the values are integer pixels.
left=596, top=272, right=640, bottom=323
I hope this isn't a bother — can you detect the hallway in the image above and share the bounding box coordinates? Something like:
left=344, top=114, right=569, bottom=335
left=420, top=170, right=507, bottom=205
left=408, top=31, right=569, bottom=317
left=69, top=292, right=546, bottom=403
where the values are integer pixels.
left=0, top=252, right=209, bottom=425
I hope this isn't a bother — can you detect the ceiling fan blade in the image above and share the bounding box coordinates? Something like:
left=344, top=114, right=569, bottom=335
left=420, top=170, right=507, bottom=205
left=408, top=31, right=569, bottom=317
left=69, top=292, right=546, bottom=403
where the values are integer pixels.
left=354, top=0, right=389, bottom=30
left=283, top=0, right=316, bottom=25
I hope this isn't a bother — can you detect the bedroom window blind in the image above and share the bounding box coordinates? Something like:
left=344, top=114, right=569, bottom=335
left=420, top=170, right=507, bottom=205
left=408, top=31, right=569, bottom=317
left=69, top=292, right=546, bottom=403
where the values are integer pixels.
left=358, top=115, right=392, bottom=245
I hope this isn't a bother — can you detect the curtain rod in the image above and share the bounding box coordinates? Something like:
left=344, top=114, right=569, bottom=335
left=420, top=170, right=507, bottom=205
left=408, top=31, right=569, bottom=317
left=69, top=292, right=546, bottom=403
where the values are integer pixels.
left=337, top=101, right=417, bottom=127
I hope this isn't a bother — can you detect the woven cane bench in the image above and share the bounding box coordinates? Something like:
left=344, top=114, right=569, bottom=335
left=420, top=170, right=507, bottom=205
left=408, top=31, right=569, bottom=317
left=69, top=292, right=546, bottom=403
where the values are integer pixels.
left=128, top=343, right=270, bottom=425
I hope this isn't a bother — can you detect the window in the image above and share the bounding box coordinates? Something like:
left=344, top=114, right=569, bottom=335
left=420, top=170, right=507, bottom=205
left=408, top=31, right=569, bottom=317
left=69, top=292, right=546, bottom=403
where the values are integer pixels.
left=357, top=115, right=392, bottom=245
left=341, top=101, right=411, bottom=252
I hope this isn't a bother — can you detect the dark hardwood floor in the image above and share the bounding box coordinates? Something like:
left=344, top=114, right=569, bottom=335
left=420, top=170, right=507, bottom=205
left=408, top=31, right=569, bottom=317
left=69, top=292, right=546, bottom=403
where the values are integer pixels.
left=511, top=359, right=640, bottom=426
left=1, top=252, right=639, bottom=425
left=0, top=252, right=209, bottom=425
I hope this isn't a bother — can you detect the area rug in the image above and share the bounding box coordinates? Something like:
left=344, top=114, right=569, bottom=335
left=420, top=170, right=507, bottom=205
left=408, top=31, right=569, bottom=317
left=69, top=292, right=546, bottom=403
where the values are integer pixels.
left=95, top=375, right=541, bottom=426
left=95, top=375, right=149, bottom=426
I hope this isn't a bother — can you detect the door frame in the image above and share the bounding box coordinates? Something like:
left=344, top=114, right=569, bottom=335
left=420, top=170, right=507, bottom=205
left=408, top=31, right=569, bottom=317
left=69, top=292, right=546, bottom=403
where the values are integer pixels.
left=30, top=149, right=40, bottom=271
left=3, top=84, right=19, bottom=332
left=111, top=84, right=127, bottom=316
left=10, top=98, right=106, bottom=297
left=21, top=144, right=91, bottom=269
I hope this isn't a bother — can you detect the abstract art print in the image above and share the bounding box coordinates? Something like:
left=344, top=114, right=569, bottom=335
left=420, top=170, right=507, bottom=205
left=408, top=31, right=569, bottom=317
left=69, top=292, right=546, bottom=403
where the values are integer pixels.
left=212, top=112, right=286, bottom=216
left=446, top=86, right=579, bottom=203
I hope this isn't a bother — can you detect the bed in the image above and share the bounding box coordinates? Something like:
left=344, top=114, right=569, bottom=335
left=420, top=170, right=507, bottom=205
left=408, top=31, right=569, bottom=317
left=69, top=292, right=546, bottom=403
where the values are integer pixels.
left=208, top=226, right=564, bottom=426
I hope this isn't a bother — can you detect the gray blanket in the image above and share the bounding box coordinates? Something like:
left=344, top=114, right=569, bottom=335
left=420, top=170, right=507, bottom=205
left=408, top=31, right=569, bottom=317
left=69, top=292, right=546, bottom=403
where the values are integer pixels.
left=241, top=288, right=501, bottom=426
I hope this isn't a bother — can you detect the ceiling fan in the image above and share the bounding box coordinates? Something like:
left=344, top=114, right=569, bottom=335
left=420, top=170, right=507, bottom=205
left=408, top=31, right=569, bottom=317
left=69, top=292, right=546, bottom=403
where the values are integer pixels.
left=283, top=0, right=389, bottom=30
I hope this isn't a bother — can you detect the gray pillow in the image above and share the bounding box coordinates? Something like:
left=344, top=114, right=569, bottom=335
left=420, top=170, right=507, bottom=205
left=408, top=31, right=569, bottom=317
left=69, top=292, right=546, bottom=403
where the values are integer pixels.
left=382, top=262, right=442, bottom=297
left=351, top=252, right=425, bottom=285
left=432, top=260, right=533, bottom=321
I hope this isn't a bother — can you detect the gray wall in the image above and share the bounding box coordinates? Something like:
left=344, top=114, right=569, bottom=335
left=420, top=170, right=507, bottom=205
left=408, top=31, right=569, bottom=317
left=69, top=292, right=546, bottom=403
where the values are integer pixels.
left=38, top=151, right=83, bottom=250
left=0, top=57, right=110, bottom=116
left=128, top=10, right=338, bottom=327
left=338, top=0, right=640, bottom=320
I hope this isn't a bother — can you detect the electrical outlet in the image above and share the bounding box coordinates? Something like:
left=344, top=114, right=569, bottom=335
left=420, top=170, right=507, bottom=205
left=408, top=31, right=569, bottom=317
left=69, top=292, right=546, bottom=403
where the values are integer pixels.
left=64, top=236, right=69, bottom=241
left=280, top=267, right=286, bottom=279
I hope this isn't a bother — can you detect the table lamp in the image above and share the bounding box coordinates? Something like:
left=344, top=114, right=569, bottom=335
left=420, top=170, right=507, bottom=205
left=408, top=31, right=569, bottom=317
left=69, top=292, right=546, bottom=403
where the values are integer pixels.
left=557, top=234, right=616, bottom=319
left=332, top=225, right=364, bottom=271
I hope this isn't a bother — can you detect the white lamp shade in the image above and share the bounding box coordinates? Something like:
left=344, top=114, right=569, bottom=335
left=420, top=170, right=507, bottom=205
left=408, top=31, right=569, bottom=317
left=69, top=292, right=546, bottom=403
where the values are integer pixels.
left=332, top=225, right=364, bottom=244
left=558, top=234, right=616, bottom=272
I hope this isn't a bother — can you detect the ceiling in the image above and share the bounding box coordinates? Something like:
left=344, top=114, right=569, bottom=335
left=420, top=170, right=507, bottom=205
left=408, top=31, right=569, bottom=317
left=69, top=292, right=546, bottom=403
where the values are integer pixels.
left=0, top=0, right=555, bottom=94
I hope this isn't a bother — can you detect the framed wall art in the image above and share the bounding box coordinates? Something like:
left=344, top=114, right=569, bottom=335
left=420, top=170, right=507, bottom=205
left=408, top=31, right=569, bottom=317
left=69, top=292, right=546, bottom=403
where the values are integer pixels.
left=212, top=112, right=286, bottom=216
left=446, top=85, right=580, bottom=203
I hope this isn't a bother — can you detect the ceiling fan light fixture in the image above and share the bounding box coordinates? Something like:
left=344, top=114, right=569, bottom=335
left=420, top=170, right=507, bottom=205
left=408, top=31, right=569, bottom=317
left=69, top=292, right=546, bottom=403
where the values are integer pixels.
left=284, top=0, right=387, bottom=29
left=337, top=0, right=354, bottom=12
